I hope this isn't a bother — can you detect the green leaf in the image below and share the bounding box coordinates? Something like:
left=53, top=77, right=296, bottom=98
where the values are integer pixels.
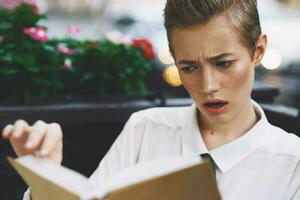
left=2, top=53, right=14, bottom=62
left=0, top=22, right=12, bottom=31
left=3, top=69, right=18, bottom=76
left=81, top=73, right=95, bottom=82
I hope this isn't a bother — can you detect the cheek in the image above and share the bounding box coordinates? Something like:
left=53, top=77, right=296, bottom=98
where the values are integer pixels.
left=180, top=74, right=198, bottom=92
left=227, top=64, right=254, bottom=91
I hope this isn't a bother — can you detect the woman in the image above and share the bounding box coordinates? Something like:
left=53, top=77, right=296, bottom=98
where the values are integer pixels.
left=3, top=0, right=300, bottom=199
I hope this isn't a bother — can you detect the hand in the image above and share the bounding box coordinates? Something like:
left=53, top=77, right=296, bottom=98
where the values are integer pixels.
left=2, top=119, right=63, bottom=164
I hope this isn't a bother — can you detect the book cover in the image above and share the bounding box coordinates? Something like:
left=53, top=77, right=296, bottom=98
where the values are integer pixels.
left=8, top=155, right=221, bottom=200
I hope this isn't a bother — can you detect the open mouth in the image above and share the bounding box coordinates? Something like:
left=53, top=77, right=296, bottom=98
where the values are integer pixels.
left=203, top=100, right=229, bottom=115
left=204, top=101, right=228, bottom=108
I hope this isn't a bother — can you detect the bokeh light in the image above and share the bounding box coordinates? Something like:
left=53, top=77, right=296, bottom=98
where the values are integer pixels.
left=163, top=65, right=182, bottom=87
left=261, top=49, right=282, bottom=70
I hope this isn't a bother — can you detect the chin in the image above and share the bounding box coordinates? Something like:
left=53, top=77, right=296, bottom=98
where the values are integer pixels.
left=206, top=112, right=233, bottom=123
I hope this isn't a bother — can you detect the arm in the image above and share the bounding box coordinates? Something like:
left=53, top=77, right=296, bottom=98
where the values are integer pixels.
left=88, top=113, right=145, bottom=192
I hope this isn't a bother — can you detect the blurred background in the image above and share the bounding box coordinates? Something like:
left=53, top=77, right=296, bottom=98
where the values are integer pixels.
left=38, top=0, right=300, bottom=108
left=0, top=0, right=300, bottom=199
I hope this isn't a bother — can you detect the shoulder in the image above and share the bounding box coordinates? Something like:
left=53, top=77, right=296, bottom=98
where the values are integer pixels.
left=128, top=106, right=191, bottom=128
left=262, top=124, right=300, bottom=159
left=117, top=105, right=191, bottom=144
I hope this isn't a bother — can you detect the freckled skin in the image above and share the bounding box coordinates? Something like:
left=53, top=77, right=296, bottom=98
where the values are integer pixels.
left=170, top=14, right=267, bottom=149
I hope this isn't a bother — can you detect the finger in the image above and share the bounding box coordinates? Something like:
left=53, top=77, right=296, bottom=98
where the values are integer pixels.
left=2, top=124, right=14, bottom=139
left=25, top=120, right=47, bottom=149
left=38, top=123, right=62, bottom=156
left=12, top=120, right=30, bottom=139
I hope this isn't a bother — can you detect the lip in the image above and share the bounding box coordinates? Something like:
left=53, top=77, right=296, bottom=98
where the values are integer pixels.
left=203, top=99, right=229, bottom=115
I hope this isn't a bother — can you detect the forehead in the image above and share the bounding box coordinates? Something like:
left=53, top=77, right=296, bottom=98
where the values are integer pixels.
left=170, top=14, right=246, bottom=59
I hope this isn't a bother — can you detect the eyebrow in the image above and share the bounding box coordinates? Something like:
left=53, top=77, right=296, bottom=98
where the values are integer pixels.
left=177, top=53, right=235, bottom=65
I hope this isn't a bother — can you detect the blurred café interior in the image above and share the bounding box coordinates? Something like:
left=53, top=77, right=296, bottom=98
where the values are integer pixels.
left=0, top=0, right=300, bottom=199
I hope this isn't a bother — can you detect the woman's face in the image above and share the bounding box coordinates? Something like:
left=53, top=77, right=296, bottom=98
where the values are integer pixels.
left=171, top=14, right=266, bottom=125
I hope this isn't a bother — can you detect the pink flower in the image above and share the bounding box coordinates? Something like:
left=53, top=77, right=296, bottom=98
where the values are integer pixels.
left=0, top=0, right=22, bottom=9
left=23, top=27, right=49, bottom=42
left=23, top=0, right=35, bottom=4
left=57, top=44, right=74, bottom=56
left=63, top=58, right=72, bottom=70
left=67, top=25, right=80, bottom=36
left=0, top=0, right=35, bottom=9
left=106, top=31, right=133, bottom=46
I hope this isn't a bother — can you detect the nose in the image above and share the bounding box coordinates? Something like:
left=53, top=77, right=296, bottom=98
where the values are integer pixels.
left=199, top=67, right=220, bottom=95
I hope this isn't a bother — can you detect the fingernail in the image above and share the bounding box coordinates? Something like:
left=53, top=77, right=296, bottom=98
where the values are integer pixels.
left=13, top=132, right=21, bottom=139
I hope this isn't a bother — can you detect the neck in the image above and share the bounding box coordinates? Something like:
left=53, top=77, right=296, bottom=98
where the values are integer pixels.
left=198, top=100, right=259, bottom=150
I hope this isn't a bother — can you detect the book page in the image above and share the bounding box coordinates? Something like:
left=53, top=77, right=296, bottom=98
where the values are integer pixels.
left=9, top=155, right=98, bottom=200
left=103, top=156, right=202, bottom=193
left=104, top=156, right=221, bottom=200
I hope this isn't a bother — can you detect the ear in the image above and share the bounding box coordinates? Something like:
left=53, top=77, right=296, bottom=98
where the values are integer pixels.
left=253, top=34, right=267, bottom=67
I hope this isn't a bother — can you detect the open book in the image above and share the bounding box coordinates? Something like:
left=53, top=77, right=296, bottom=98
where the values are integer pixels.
left=8, top=155, right=221, bottom=200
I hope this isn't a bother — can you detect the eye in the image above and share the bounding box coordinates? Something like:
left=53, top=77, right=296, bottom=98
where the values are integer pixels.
left=214, top=60, right=233, bottom=68
left=180, top=65, right=198, bottom=73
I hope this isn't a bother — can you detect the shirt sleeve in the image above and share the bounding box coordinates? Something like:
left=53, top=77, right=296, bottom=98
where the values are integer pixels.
left=284, top=160, right=300, bottom=200
left=88, top=113, right=145, bottom=192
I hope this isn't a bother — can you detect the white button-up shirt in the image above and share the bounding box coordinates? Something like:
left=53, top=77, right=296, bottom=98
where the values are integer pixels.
left=24, top=101, right=300, bottom=200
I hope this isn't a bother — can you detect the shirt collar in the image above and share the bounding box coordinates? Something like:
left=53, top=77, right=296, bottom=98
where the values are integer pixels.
left=181, top=100, right=270, bottom=173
